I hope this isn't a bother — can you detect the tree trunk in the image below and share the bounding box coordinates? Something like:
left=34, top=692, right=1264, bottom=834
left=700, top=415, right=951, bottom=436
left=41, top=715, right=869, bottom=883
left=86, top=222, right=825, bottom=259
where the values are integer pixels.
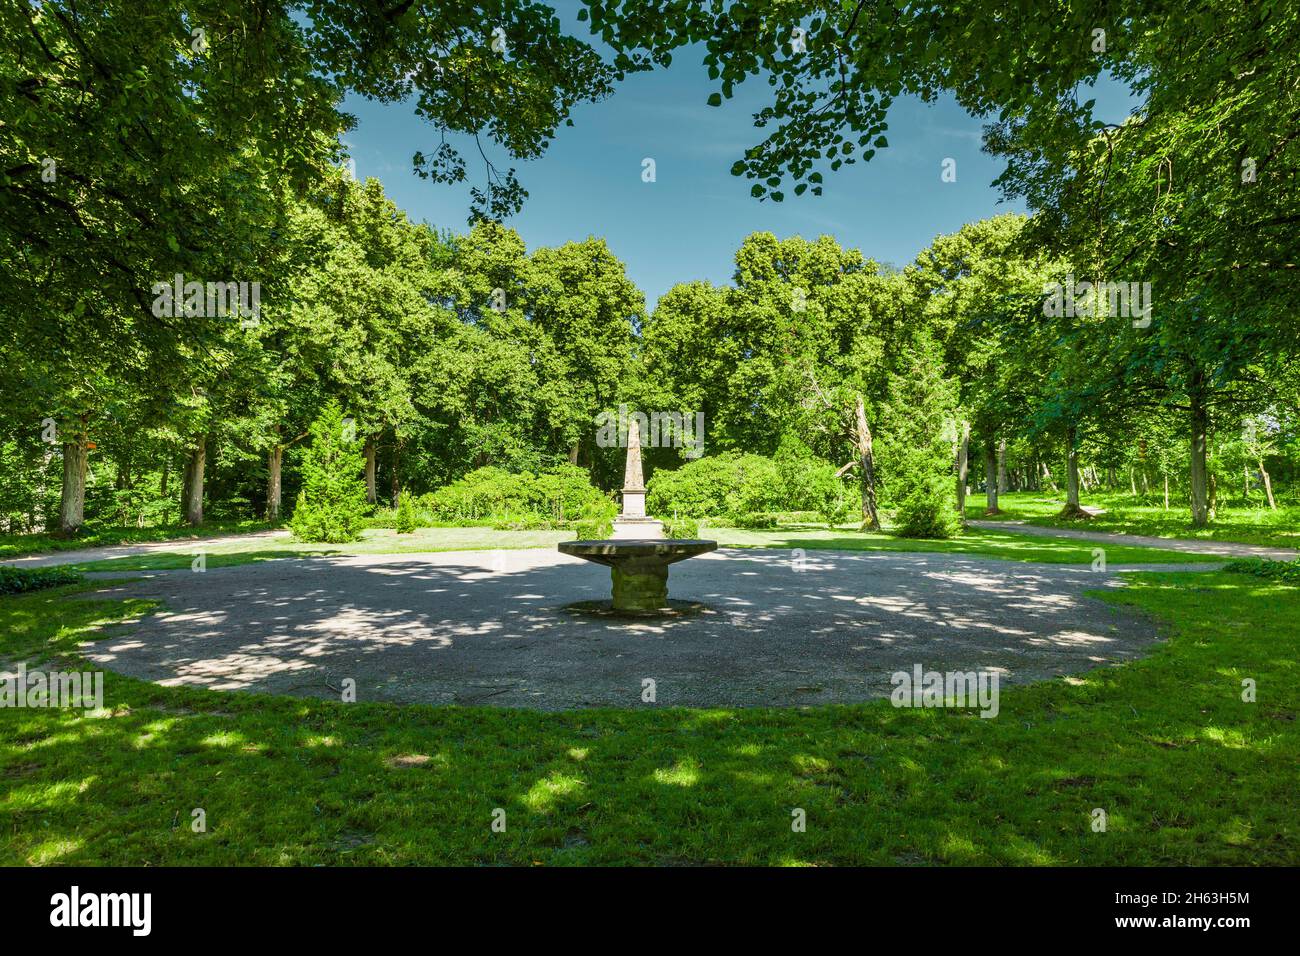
left=853, top=394, right=881, bottom=531
left=364, top=436, right=377, bottom=505
left=996, top=438, right=1008, bottom=493
left=1189, top=382, right=1210, bottom=527
left=1057, top=426, right=1090, bottom=519
left=58, top=426, right=89, bottom=535
left=267, top=445, right=283, bottom=521
left=955, top=420, right=970, bottom=516
left=1129, top=468, right=1137, bottom=497
left=1164, top=473, right=1170, bottom=510
left=1260, top=462, right=1277, bottom=510
left=1066, top=435, right=1080, bottom=507
left=390, top=437, right=403, bottom=508
left=184, top=439, right=206, bottom=527
left=1041, top=460, right=1058, bottom=493
left=984, top=440, right=1000, bottom=514
left=568, top=442, right=580, bottom=465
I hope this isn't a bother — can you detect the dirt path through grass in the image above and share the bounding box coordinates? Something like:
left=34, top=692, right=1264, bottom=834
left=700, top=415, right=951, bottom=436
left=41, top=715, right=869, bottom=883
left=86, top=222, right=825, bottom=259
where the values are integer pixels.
left=0, top=529, right=294, bottom=567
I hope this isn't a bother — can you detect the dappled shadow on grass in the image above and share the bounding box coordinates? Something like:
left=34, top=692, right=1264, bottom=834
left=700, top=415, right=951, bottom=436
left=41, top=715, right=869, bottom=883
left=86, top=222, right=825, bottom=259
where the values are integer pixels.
left=725, top=528, right=1213, bottom=565
left=964, top=492, right=1300, bottom=550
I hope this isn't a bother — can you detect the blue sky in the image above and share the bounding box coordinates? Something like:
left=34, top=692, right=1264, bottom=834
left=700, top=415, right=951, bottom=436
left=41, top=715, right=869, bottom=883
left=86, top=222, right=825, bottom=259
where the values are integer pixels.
left=341, top=9, right=1135, bottom=311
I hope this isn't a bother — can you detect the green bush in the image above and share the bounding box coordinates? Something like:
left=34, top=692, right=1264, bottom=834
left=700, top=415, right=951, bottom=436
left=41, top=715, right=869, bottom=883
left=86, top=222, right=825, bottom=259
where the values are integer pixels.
left=394, top=491, right=417, bottom=534
left=428, top=465, right=612, bottom=524
left=1224, top=557, right=1300, bottom=582
left=648, top=451, right=852, bottom=520
left=0, top=565, right=83, bottom=595
left=491, top=515, right=559, bottom=531
left=572, top=517, right=614, bottom=540
left=893, top=472, right=961, bottom=539
left=290, top=403, right=370, bottom=543
left=777, top=453, right=854, bottom=523
left=732, top=512, right=780, bottom=530
left=662, top=516, right=700, bottom=538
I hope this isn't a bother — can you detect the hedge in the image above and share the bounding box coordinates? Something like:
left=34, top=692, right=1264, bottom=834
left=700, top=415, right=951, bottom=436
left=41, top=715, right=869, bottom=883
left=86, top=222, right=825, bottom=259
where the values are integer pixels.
left=0, top=565, right=84, bottom=595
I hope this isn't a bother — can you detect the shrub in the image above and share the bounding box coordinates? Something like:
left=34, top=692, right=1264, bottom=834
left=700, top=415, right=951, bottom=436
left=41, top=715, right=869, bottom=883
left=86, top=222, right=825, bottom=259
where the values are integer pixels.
left=893, top=472, right=961, bottom=539
left=646, top=455, right=736, bottom=517
left=394, top=491, right=417, bottom=534
left=662, top=516, right=700, bottom=538
left=427, top=465, right=612, bottom=524
left=777, top=453, right=844, bottom=523
left=732, top=512, right=780, bottom=530
left=0, top=565, right=83, bottom=595
left=491, top=515, right=557, bottom=531
left=729, top=456, right=785, bottom=515
left=572, top=517, right=614, bottom=540
left=1224, top=557, right=1300, bottom=582
left=647, top=451, right=846, bottom=520
left=290, top=403, right=370, bottom=543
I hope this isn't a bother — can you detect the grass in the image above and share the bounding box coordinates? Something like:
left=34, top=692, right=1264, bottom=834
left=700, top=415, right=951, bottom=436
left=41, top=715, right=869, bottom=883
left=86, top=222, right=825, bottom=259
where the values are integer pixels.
left=968, top=490, right=1300, bottom=550
left=0, top=517, right=278, bottom=560
left=12, top=523, right=1221, bottom=574
left=705, top=523, right=1219, bottom=564
left=1, top=570, right=1295, bottom=865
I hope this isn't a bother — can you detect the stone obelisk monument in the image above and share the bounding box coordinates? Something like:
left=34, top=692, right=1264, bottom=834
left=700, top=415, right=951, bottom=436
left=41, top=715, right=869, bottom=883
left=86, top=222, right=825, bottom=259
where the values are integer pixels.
left=612, top=417, right=664, bottom=539
left=560, top=415, right=715, bottom=611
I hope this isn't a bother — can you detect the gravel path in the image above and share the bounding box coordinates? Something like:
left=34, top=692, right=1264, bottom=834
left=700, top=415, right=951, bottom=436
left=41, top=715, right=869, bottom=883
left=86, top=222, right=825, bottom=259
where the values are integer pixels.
left=966, top=519, right=1297, bottom=560
left=78, top=547, right=1199, bottom=710
left=1, top=530, right=293, bottom=568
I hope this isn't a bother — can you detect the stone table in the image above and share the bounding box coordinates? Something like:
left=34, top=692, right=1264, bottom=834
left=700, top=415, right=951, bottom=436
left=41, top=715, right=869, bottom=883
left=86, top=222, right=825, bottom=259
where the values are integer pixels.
left=558, top=539, right=717, bottom=612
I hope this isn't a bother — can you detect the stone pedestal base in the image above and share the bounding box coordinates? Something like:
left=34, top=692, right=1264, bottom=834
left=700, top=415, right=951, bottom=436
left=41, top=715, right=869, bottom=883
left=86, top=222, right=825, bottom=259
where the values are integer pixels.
left=611, top=518, right=664, bottom=540
left=559, top=539, right=718, bottom=614
left=610, top=561, right=669, bottom=611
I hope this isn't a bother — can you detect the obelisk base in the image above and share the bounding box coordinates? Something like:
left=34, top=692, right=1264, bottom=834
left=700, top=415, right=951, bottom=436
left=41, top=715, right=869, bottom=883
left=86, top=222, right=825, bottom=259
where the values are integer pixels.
left=611, top=518, right=664, bottom=540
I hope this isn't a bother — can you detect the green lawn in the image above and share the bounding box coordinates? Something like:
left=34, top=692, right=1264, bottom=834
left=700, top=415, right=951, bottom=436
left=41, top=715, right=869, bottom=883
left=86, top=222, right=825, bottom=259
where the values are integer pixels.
left=706, top=523, right=1218, bottom=564
left=38, top=522, right=1221, bottom=573
left=968, top=490, right=1300, bottom=550
left=1, top=569, right=1294, bottom=865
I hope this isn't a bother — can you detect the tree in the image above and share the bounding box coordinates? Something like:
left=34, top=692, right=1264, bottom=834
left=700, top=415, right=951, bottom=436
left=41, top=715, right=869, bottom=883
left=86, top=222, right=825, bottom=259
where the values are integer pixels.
left=881, top=339, right=961, bottom=539
left=1242, top=415, right=1280, bottom=511
left=290, top=403, right=369, bottom=543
